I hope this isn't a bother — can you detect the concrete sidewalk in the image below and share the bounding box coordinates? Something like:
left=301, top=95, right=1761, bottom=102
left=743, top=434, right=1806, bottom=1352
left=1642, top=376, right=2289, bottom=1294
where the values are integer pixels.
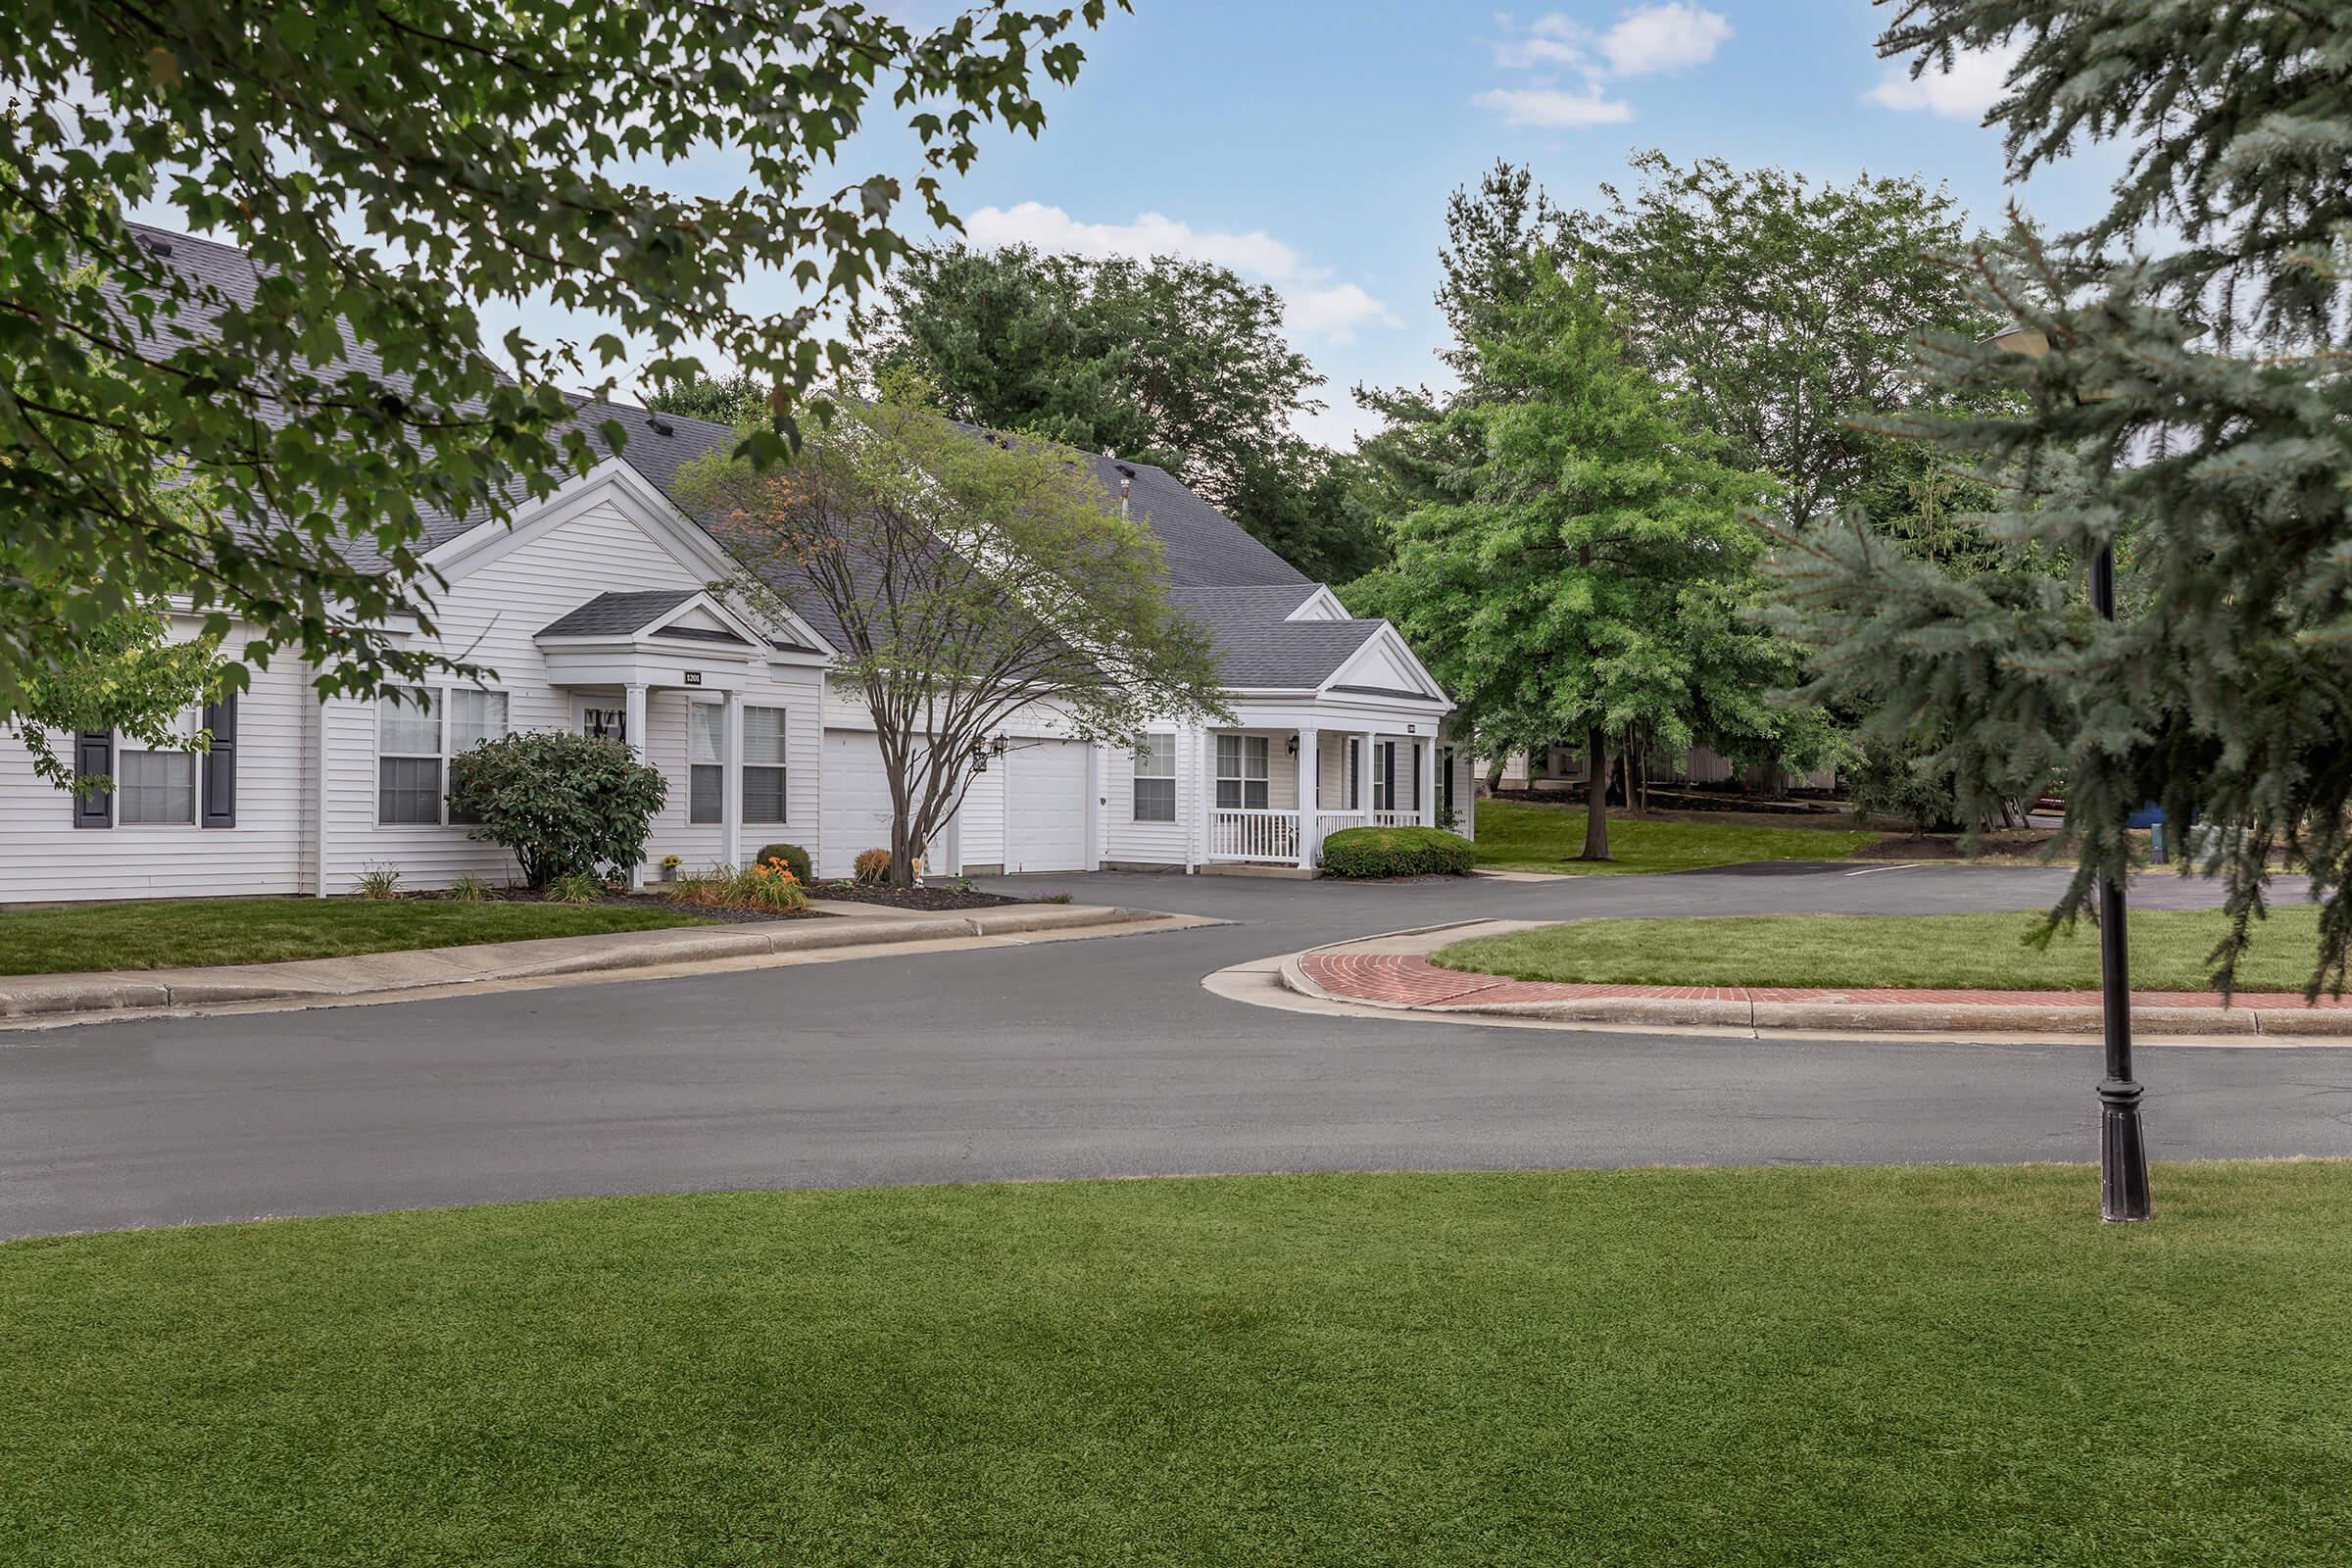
left=0, top=901, right=1175, bottom=1025
left=1279, top=920, right=2352, bottom=1039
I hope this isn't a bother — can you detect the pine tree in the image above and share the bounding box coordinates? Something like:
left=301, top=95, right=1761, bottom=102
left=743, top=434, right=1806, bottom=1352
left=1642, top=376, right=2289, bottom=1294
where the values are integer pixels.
left=1768, top=1, right=2352, bottom=994
left=1349, top=264, right=1797, bottom=860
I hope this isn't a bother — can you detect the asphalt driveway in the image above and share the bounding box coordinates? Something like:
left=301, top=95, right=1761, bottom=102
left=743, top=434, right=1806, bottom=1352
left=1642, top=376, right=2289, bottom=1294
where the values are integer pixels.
left=3, top=863, right=2348, bottom=1239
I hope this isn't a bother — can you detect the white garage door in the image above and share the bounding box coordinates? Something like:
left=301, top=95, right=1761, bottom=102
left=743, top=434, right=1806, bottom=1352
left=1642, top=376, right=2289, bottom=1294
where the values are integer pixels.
left=819, top=730, right=895, bottom=880
left=1004, top=740, right=1091, bottom=873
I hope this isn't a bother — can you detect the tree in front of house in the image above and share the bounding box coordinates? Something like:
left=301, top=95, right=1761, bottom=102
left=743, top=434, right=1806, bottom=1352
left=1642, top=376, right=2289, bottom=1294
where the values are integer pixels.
left=1, top=0, right=1120, bottom=715
left=1348, top=262, right=1800, bottom=863
left=854, top=244, right=1384, bottom=581
left=680, top=400, right=1229, bottom=887
left=1767, top=0, right=2352, bottom=995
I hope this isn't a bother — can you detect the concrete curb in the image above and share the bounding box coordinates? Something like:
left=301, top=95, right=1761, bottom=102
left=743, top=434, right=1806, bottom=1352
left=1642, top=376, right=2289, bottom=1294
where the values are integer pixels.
left=0, top=904, right=1161, bottom=1021
left=1277, top=933, right=2352, bottom=1038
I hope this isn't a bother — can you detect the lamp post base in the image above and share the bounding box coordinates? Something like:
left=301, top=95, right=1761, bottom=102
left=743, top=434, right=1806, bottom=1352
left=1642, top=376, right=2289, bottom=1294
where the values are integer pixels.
left=2099, top=1077, right=2153, bottom=1223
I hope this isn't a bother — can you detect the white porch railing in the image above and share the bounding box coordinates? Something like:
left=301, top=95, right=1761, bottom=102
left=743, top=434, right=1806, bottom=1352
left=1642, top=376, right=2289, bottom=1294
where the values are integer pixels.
left=1314, top=810, right=1370, bottom=843
left=1373, top=809, right=1419, bottom=828
left=1208, top=808, right=1299, bottom=863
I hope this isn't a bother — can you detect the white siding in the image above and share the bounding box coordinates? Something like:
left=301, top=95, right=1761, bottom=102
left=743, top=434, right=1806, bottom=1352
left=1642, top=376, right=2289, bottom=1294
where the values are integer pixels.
left=312, top=494, right=823, bottom=893
left=0, top=629, right=314, bottom=904
left=1099, top=736, right=1190, bottom=866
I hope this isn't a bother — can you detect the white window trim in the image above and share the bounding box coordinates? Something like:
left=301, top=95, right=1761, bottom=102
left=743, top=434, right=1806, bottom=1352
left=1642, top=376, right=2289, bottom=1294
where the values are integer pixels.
left=114, top=705, right=202, bottom=828
left=376, top=685, right=509, bottom=828
left=688, top=700, right=724, bottom=826
left=742, top=704, right=788, bottom=825
left=1132, top=732, right=1177, bottom=823
left=1215, top=734, right=1270, bottom=811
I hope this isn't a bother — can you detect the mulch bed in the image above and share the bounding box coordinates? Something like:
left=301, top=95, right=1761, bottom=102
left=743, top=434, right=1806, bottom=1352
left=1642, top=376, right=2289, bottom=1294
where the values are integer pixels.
left=1851, top=831, right=2060, bottom=861
left=812, top=883, right=1048, bottom=911
left=423, top=888, right=829, bottom=923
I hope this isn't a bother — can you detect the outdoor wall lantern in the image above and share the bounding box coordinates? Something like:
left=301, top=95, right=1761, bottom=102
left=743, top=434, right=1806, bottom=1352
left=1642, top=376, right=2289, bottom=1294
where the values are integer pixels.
left=967, top=735, right=1009, bottom=773
left=1286, top=734, right=1299, bottom=756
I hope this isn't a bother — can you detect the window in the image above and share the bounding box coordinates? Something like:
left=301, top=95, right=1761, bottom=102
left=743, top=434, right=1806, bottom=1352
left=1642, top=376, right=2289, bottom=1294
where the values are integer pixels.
left=378, top=688, right=443, bottom=824
left=379, top=686, right=508, bottom=825
left=1132, top=734, right=1176, bottom=822
left=1215, top=734, right=1268, bottom=810
left=118, top=708, right=199, bottom=825
left=446, top=690, right=508, bottom=824
left=689, top=703, right=723, bottom=825
left=580, top=706, right=626, bottom=743
left=743, top=706, right=787, bottom=823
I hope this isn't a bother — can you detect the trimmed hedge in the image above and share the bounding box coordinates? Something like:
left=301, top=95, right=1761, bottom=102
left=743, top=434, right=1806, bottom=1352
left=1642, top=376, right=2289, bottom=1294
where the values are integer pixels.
left=1320, top=825, right=1476, bottom=879
left=755, top=843, right=812, bottom=885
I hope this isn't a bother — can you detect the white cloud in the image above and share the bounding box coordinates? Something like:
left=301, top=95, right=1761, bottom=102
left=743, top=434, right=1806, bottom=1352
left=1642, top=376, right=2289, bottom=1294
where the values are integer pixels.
left=1481, top=6, right=1728, bottom=129
left=1867, top=38, right=2023, bottom=119
left=1597, top=3, right=1732, bottom=75
left=1472, top=84, right=1635, bottom=128
left=958, top=201, right=1396, bottom=341
left=1286, top=283, right=1394, bottom=342
left=962, top=202, right=1303, bottom=281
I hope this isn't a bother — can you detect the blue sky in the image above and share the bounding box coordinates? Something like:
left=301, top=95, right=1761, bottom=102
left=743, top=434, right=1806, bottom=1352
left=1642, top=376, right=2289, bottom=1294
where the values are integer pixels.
left=540, top=1, right=2127, bottom=447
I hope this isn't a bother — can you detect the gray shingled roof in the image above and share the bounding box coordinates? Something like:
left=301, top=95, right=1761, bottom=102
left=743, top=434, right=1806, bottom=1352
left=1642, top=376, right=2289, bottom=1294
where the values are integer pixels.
left=536, top=588, right=699, bottom=639
left=126, top=224, right=1424, bottom=697
left=1163, top=586, right=1387, bottom=689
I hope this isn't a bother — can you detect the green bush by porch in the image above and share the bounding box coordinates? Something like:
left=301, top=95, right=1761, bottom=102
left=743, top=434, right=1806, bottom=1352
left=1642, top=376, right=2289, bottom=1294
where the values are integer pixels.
left=5, top=1164, right=2348, bottom=1565
left=0, top=898, right=710, bottom=977
left=1319, top=824, right=1475, bottom=877
left=1472, top=798, right=1879, bottom=874
left=1433, top=906, right=2328, bottom=995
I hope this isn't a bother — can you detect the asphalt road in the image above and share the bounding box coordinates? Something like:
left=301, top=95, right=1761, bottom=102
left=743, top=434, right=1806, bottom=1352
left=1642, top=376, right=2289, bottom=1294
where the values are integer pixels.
left=5, top=863, right=2349, bottom=1239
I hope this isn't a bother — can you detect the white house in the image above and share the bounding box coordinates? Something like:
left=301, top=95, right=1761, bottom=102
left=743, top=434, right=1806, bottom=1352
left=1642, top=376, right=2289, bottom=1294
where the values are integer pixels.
left=0, top=231, right=1467, bottom=902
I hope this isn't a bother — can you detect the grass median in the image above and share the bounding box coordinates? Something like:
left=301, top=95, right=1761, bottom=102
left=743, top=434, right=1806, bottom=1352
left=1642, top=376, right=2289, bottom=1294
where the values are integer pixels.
left=1434, top=906, right=2328, bottom=994
left=1474, top=798, right=1879, bottom=875
left=0, top=896, right=711, bottom=976
left=5, top=1164, right=2349, bottom=1565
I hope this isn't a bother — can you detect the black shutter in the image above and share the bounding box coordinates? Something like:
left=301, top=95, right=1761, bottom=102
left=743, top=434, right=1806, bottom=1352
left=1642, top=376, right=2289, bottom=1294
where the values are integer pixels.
left=1411, top=744, right=1422, bottom=810
left=74, top=730, right=113, bottom=828
left=201, top=693, right=238, bottom=828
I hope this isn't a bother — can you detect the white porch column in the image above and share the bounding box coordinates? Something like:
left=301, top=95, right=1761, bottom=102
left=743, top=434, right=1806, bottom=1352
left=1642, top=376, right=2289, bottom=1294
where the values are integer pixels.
left=623, top=682, right=650, bottom=888
left=1361, top=731, right=1380, bottom=813
left=720, top=689, right=744, bottom=870
left=1184, top=725, right=1203, bottom=873
left=1419, top=735, right=1439, bottom=826
left=1296, top=725, right=1319, bottom=869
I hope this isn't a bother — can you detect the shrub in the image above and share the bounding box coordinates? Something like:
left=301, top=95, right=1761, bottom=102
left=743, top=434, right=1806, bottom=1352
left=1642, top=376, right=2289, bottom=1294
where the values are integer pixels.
left=446, top=872, right=492, bottom=902
left=755, top=843, right=812, bottom=885
left=662, top=858, right=810, bottom=912
left=353, top=862, right=403, bottom=900
left=853, top=848, right=892, bottom=885
left=449, top=731, right=665, bottom=890
left=1320, top=825, right=1476, bottom=879
left=545, top=870, right=606, bottom=905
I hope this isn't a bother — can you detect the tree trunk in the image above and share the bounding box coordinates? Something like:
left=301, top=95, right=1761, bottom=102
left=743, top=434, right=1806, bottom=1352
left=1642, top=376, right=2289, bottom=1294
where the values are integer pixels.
left=1580, top=726, right=1611, bottom=861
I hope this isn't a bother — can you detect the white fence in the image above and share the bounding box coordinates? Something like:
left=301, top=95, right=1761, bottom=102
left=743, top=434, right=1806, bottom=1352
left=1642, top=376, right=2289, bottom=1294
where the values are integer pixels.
left=1208, top=808, right=1300, bottom=863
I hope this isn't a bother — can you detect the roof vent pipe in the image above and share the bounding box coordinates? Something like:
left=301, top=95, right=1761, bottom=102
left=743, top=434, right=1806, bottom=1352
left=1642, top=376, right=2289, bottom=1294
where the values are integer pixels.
left=1114, top=463, right=1135, bottom=520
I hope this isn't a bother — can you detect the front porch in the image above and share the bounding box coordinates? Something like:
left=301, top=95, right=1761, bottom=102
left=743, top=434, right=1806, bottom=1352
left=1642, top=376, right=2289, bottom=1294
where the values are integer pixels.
left=1197, top=721, right=1458, bottom=871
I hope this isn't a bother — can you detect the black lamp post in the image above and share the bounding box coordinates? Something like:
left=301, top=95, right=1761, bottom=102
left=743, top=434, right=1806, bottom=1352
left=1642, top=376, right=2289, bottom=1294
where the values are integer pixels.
left=1993, top=323, right=2152, bottom=1223
left=2086, top=542, right=2152, bottom=1222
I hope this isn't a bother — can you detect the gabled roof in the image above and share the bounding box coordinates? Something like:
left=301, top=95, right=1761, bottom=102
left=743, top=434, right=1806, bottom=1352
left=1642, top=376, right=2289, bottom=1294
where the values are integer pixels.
left=1165, top=585, right=1386, bottom=689
left=123, top=222, right=1438, bottom=702
left=536, top=588, right=701, bottom=639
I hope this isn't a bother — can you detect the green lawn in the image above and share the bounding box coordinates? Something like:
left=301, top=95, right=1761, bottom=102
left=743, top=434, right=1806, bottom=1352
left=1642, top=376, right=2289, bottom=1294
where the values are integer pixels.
left=1474, top=797, right=1879, bottom=874
left=1435, top=906, right=2328, bottom=994
left=0, top=896, right=710, bottom=975
left=5, top=1165, right=2349, bottom=1565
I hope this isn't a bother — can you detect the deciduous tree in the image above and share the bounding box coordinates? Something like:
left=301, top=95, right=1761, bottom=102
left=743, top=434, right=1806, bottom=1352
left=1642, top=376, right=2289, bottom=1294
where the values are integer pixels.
left=1348, top=264, right=1803, bottom=862
left=681, top=401, right=1228, bottom=885
left=2, top=0, right=1121, bottom=712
